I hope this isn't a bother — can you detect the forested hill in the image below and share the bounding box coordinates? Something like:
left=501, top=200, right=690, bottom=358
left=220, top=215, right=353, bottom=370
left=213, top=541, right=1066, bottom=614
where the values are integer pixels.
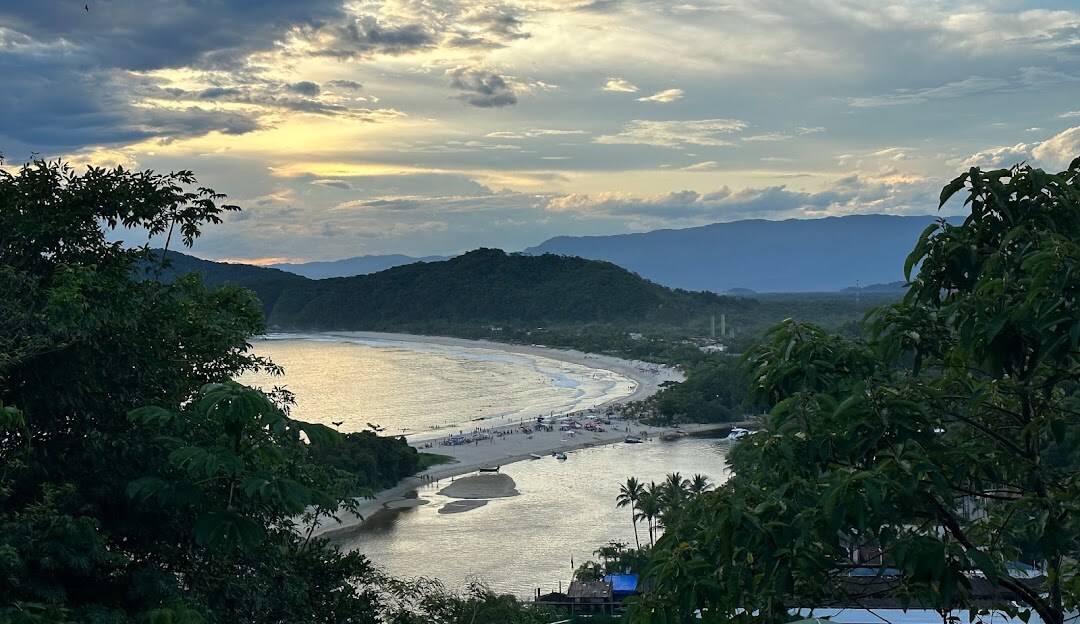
left=154, top=247, right=753, bottom=332
left=266, top=248, right=749, bottom=329
left=151, top=248, right=311, bottom=318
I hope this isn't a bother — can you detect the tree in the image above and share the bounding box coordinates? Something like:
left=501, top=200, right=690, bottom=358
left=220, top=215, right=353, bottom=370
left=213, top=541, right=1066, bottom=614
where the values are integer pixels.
left=0, top=161, right=380, bottom=622
left=629, top=158, right=1080, bottom=624
left=687, top=474, right=711, bottom=496
left=635, top=483, right=663, bottom=548
left=616, top=476, right=645, bottom=549
left=381, top=578, right=557, bottom=624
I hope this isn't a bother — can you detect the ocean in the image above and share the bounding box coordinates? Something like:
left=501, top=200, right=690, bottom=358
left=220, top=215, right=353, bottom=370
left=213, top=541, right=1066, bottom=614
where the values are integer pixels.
left=241, top=332, right=638, bottom=437
left=242, top=333, right=732, bottom=597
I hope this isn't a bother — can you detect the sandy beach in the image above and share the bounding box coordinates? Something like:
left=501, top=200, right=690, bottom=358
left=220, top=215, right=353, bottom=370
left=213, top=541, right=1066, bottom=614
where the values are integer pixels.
left=305, top=332, right=729, bottom=538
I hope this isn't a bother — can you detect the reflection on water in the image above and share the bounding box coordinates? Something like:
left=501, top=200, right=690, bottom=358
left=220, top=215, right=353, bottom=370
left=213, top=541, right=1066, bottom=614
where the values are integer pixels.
left=333, top=435, right=733, bottom=597
left=241, top=335, right=732, bottom=597
left=241, top=335, right=636, bottom=436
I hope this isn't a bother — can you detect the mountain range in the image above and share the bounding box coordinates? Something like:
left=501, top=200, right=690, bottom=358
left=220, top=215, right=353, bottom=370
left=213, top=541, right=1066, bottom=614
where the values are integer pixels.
left=523, top=214, right=952, bottom=293
left=262, top=214, right=953, bottom=293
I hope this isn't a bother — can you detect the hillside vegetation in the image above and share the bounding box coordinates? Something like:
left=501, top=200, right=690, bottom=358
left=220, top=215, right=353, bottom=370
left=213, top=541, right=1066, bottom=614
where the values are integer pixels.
left=161, top=247, right=901, bottom=352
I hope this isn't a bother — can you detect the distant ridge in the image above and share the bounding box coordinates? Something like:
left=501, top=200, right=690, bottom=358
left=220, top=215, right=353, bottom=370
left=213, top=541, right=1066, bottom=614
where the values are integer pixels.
left=524, top=214, right=955, bottom=293
left=266, top=248, right=746, bottom=329
left=151, top=248, right=753, bottom=332
left=270, top=254, right=449, bottom=279
left=149, top=248, right=310, bottom=318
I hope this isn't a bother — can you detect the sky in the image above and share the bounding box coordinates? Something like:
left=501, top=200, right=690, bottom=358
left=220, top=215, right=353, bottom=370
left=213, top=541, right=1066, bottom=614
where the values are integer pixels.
left=2, top=1, right=1080, bottom=264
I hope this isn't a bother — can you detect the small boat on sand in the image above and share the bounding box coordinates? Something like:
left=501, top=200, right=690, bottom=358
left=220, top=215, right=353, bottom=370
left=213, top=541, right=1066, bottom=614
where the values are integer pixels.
left=554, top=452, right=567, bottom=460
left=529, top=453, right=544, bottom=460
left=624, top=435, right=643, bottom=444
left=478, top=465, right=500, bottom=473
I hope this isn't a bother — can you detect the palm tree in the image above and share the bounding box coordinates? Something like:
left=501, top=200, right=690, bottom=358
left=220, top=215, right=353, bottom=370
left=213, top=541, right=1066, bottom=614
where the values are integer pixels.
left=688, top=473, right=712, bottom=496
left=635, top=483, right=664, bottom=546
left=616, top=476, right=644, bottom=549
left=658, top=472, right=688, bottom=523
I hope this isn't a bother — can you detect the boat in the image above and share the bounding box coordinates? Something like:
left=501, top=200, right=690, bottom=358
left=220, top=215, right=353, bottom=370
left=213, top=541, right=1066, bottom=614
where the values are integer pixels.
left=478, top=465, right=500, bottom=473
left=659, top=431, right=686, bottom=441
left=554, top=452, right=567, bottom=460
left=727, top=427, right=751, bottom=441
left=624, top=435, right=643, bottom=444
left=529, top=453, right=544, bottom=460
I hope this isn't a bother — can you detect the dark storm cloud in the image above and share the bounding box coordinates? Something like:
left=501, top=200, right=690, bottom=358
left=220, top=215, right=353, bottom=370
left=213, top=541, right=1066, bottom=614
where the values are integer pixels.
left=0, top=55, right=262, bottom=150
left=0, top=2, right=345, bottom=150
left=308, top=15, right=436, bottom=58
left=447, top=68, right=518, bottom=108
left=0, top=1, right=347, bottom=72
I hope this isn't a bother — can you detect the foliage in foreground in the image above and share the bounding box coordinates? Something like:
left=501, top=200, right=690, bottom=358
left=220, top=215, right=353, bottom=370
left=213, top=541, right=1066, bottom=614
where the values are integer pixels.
left=381, top=578, right=559, bottom=624
left=0, top=161, right=380, bottom=622
left=630, top=159, right=1080, bottom=624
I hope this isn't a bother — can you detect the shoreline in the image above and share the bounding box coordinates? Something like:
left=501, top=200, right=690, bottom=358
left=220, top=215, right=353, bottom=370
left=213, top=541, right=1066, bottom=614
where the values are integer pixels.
left=299, top=331, right=708, bottom=538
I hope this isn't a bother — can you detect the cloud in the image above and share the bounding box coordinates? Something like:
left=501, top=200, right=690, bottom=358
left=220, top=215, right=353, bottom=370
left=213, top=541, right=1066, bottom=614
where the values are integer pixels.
left=603, top=78, right=638, bottom=93
left=595, top=119, right=747, bottom=148
left=958, top=144, right=1034, bottom=169
left=199, top=87, right=243, bottom=100
left=0, top=1, right=348, bottom=71
left=0, top=56, right=263, bottom=150
left=464, top=8, right=531, bottom=42
left=636, top=88, right=684, bottom=103
left=326, top=79, right=362, bottom=90
left=447, top=67, right=518, bottom=107
left=544, top=174, right=936, bottom=225
left=155, top=80, right=404, bottom=122
left=849, top=76, right=1009, bottom=108
left=1031, top=126, right=1080, bottom=170
left=312, top=179, right=352, bottom=190
left=305, top=15, right=436, bottom=58
left=287, top=81, right=321, bottom=96
left=1059, top=111, right=1080, bottom=119
left=682, top=161, right=723, bottom=171
left=957, top=127, right=1080, bottom=171
left=742, top=126, right=824, bottom=142
left=484, top=128, right=587, bottom=139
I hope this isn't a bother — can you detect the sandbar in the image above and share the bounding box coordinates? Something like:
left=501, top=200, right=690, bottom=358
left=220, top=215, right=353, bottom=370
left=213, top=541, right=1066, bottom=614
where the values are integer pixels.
left=437, top=473, right=518, bottom=499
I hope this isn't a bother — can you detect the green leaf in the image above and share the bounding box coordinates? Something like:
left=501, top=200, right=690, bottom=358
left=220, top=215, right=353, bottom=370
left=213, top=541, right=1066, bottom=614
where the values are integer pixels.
left=939, top=174, right=967, bottom=208
left=128, top=405, right=174, bottom=427
left=127, top=476, right=170, bottom=503
left=966, top=548, right=998, bottom=585
left=295, top=421, right=340, bottom=448
left=193, top=510, right=265, bottom=551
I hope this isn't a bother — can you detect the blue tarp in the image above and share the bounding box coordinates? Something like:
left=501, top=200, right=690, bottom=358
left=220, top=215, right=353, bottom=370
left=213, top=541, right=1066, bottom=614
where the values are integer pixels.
left=604, top=574, right=638, bottom=595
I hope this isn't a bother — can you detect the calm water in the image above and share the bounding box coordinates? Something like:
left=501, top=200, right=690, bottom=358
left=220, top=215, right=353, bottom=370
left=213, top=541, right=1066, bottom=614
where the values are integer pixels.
left=242, top=334, right=731, bottom=597
left=241, top=333, right=635, bottom=437
left=333, top=437, right=732, bottom=597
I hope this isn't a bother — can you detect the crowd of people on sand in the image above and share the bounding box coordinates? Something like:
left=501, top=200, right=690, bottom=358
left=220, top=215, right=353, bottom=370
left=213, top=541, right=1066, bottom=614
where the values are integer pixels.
left=435, top=405, right=638, bottom=448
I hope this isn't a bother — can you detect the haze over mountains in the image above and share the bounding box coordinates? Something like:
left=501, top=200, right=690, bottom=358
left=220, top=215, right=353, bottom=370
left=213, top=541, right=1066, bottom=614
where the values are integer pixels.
left=264, top=214, right=949, bottom=293
left=271, top=254, right=449, bottom=279
left=523, top=214, right=948, bottom=293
